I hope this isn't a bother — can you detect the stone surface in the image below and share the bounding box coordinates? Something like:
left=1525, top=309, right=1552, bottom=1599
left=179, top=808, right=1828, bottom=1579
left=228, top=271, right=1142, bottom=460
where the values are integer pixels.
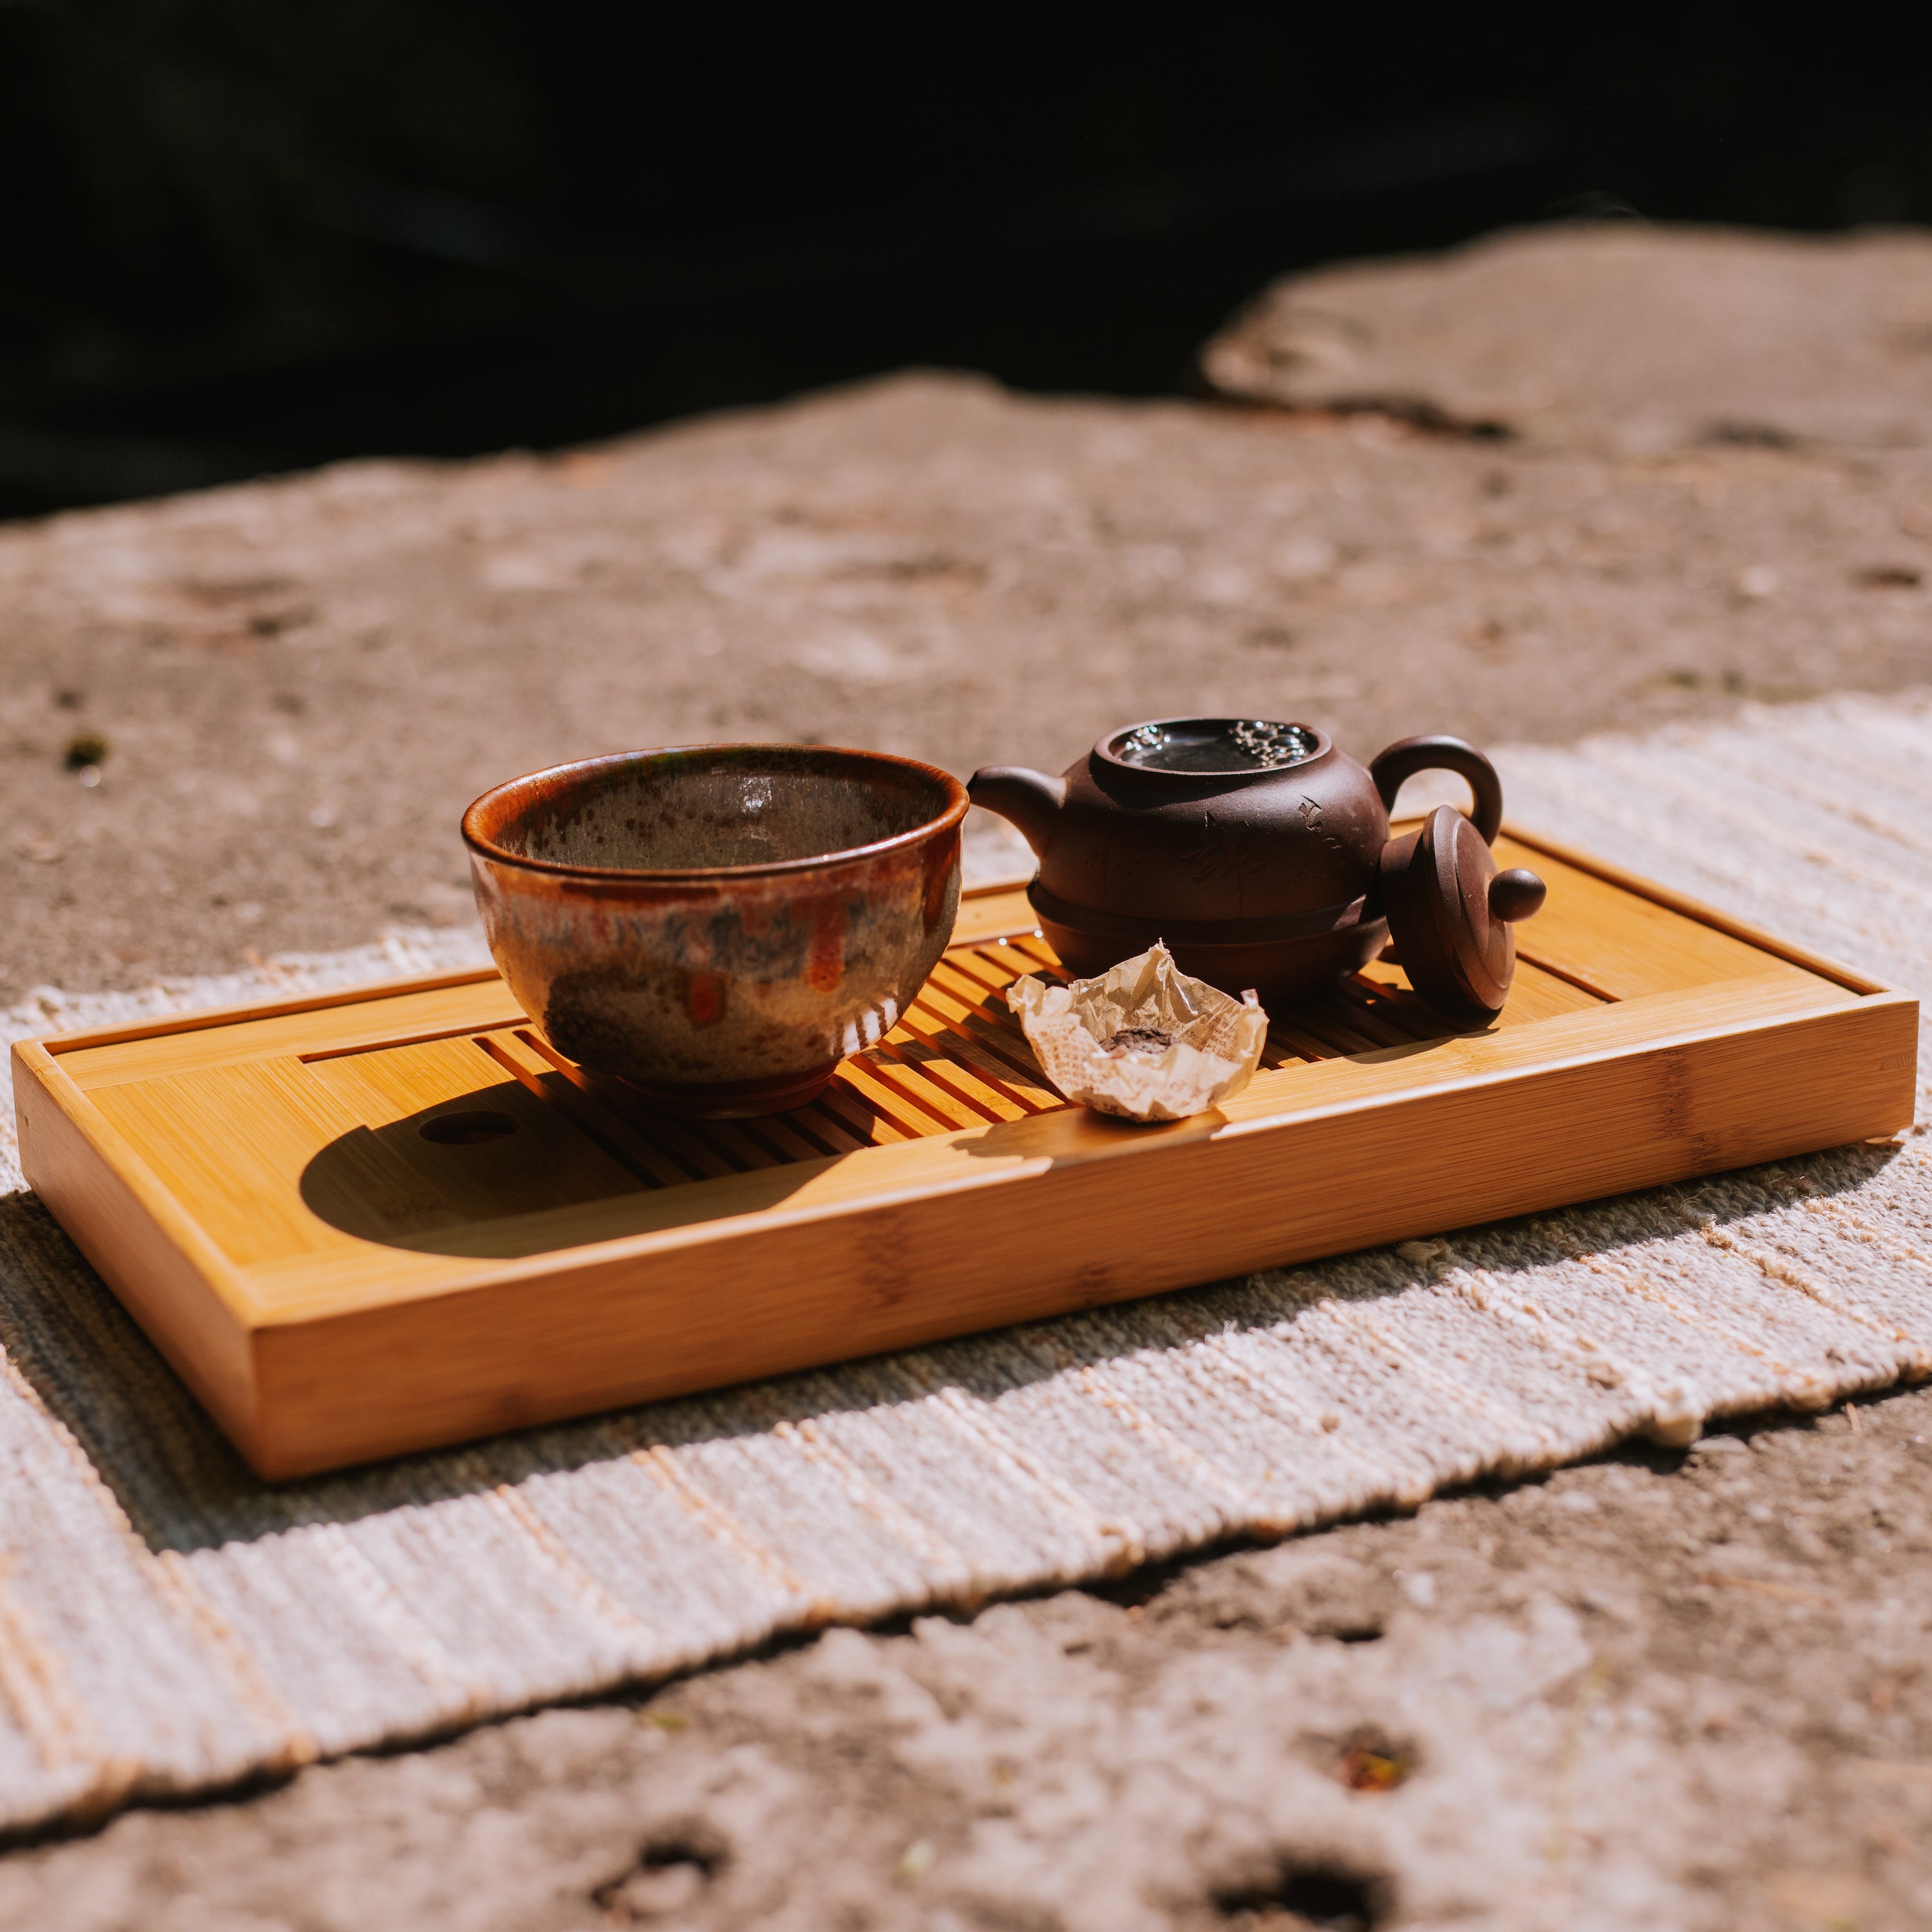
left=3, top=369, right=1931, bottom=1005
left=5, top=228, right=1932, bottom=1928
left=1200, top=224, right=1932, bottom=455
left=4, top=1392, right=1929, bottom=1931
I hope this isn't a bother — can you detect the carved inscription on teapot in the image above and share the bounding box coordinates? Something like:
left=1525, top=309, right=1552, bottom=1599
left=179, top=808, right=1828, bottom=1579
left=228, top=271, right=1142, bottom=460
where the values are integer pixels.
left=1180, top=811, right=1273, bottom=883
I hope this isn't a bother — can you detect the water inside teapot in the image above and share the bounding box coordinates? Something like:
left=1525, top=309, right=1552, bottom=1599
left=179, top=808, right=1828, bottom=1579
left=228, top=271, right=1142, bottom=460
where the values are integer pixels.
left=1113, top=719, right=1320, bottom=773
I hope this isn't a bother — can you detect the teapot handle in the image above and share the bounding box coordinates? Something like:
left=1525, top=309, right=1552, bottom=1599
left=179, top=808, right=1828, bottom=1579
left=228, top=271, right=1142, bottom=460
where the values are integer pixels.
left=1368, top=736, right=1503, bottom=845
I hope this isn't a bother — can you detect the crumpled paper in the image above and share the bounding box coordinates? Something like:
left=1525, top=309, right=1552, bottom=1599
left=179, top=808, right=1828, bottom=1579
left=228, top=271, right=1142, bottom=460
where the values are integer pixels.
left=1007, top=941, right=1269, bottom=1121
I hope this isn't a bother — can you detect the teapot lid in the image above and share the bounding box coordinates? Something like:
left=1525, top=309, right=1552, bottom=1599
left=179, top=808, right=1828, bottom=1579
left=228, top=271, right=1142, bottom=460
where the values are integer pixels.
left=1380, top=806, right=1547, bottom=1027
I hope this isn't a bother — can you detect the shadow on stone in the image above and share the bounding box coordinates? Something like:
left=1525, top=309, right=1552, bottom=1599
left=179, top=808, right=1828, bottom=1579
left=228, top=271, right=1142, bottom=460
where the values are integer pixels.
left=1213, top=1857, right=1390, bottom=1929
left=592, top=1830, right=725, bottom=1923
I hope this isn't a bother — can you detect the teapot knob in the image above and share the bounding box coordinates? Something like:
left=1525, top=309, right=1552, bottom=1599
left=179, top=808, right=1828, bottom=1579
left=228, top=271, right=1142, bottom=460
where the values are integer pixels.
left=1487, top=869, right=1546, bottom=923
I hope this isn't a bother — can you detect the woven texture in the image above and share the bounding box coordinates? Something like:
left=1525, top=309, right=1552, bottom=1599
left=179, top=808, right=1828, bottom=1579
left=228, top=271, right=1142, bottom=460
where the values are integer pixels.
left=0, top=695, right=1926, bottom=1834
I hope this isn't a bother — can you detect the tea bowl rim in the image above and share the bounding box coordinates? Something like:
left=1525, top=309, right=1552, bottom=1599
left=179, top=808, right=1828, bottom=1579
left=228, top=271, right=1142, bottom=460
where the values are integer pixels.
left=462, top=742, right=969, bottom=884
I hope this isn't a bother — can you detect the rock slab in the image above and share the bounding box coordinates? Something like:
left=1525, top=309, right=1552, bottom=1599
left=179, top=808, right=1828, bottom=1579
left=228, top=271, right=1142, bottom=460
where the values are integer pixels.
left=1202, top=223, right=1932, bottom=454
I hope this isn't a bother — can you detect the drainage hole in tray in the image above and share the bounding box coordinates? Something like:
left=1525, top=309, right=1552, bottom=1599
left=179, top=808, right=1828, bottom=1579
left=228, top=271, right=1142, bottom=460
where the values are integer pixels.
left=419, top=1110, right=521, bottom=1146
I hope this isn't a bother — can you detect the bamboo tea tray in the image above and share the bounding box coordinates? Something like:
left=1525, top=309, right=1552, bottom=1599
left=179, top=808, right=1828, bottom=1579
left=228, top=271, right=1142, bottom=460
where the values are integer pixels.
left=14, top=827, right=1917, bottom=1478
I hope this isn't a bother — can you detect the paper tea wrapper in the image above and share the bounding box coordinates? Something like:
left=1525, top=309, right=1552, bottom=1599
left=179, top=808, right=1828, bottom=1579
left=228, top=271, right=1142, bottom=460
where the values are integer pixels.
left=1007, top=942, right=1269, bottom=1122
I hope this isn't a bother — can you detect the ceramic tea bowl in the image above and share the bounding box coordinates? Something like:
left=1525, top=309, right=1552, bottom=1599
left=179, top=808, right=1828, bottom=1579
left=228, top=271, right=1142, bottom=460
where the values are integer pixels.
left=464, top=745, right=967, bottom=1115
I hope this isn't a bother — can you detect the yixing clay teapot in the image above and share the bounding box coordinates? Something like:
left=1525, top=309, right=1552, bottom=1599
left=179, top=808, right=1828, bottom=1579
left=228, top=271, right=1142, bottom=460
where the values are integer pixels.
left=969, top=718, right=1546, bottom=1026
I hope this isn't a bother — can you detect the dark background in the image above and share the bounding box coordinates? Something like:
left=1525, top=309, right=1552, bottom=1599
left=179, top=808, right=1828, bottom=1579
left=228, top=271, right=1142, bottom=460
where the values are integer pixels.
left=6, top=4, right=1932, bottom=522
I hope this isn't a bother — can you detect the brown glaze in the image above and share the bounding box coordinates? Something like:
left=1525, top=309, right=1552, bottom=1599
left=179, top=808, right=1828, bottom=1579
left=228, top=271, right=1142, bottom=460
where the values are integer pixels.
left=464, top=745, right=967, bottom=1115
left=969, top=719, right=1521, bottom=1008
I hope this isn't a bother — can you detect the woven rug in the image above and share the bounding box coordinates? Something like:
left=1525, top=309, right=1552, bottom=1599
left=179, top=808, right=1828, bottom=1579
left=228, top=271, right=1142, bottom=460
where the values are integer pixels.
left=0, top=693, right=1926, bottom=1835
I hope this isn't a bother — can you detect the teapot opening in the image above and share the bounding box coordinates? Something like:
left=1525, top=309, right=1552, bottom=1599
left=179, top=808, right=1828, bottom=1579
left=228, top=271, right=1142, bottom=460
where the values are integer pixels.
left=1103, top=717, right=1322, bottom=776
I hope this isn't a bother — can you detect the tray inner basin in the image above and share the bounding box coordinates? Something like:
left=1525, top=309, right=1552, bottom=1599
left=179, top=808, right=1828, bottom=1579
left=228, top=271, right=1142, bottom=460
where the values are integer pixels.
left=70, top=938, right=1599, bottom=1265
left=50, top=832, right=1832, bottom=1276
left=294, top=926, right=1601, bottom=1247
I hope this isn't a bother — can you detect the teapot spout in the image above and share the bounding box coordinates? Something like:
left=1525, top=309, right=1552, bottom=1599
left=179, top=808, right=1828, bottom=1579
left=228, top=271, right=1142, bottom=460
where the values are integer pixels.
left=967, top=765, right=1067, bottom=858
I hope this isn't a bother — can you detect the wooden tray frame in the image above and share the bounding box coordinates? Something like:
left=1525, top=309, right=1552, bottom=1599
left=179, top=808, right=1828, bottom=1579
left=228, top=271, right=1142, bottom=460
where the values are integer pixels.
left=12, top=826, right=1918, bottom=1478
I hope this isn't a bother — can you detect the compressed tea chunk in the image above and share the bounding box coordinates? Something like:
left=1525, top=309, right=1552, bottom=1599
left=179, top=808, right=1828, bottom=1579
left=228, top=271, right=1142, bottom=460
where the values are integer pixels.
left=1101, top=1027, right=1177, bottom=1054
